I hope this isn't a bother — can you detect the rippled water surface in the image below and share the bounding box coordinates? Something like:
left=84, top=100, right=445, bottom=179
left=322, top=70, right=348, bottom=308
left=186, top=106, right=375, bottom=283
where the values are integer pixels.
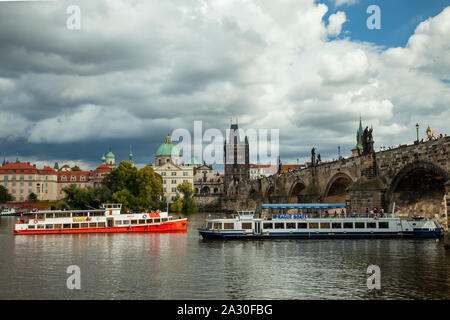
left=0, top=214, right=449, bottom=299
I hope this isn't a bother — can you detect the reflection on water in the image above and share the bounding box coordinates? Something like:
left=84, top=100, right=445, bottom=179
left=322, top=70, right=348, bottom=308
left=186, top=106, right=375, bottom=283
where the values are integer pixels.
left=0, top=214, right=449, bottom=299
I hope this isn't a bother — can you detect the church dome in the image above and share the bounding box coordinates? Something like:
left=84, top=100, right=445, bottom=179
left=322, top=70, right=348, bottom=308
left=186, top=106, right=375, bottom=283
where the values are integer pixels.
left=105, top=151, right=115, bottom=159
left=155, top=136, right=181, bottom=157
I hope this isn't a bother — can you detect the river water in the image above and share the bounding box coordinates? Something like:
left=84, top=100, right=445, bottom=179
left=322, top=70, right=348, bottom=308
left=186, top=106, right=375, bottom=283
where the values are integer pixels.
left=0, top=213, right=449, bottom=300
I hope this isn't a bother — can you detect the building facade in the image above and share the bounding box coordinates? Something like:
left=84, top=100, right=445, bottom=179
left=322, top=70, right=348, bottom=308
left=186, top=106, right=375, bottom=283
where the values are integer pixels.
left=193, top=164, right=223, bottom=195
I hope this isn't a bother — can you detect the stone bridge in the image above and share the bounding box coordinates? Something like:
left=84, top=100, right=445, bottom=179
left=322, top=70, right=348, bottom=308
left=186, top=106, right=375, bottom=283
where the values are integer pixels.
left=222, top=137, right=450, bottom=228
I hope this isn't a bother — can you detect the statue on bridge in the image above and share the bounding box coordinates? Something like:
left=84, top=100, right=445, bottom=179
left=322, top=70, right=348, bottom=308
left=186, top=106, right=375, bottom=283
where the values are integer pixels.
left=311, top=147, right=316, bottom=166
left=362, top=126, right=374, bottom=155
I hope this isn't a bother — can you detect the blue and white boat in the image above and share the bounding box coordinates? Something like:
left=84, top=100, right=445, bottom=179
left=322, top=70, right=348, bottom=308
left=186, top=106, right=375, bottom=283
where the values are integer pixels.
left=198, top=203, right=444, bottom=239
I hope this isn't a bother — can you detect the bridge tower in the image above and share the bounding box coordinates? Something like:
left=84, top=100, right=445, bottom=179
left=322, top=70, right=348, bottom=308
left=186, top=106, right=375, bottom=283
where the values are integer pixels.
left=224, top=119, right=250, bottom=194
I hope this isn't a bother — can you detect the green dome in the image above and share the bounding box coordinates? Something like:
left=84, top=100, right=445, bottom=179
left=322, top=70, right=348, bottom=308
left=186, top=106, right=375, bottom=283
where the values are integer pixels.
left=106, top=151, right=115, bottom=158
left=155, top=143, right=181, bottom=157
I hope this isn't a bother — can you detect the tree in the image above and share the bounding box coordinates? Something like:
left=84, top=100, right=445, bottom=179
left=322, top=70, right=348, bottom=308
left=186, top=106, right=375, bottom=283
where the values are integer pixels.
left=28, top=192, right=38, bottom=201
left=71, top=165, right=81, bottom=171
left=60, top=184, right=99, bottom=210
left=169, top=195, right=183, bottom=213
left=0, top=185, right=12, bottom=203
left=177, top=182, right=197, bottom=213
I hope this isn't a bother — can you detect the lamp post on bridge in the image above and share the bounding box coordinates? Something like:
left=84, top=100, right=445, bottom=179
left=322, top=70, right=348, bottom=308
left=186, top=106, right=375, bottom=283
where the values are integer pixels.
left=415, top=123, right=419, bottom=145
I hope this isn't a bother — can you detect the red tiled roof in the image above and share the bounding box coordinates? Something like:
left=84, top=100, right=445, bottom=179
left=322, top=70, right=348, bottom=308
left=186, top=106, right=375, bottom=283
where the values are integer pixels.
left=0, top=162, right=39, bottom=174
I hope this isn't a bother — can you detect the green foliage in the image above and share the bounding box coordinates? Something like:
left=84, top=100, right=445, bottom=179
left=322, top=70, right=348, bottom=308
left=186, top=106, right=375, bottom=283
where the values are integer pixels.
left=71, top=165, right=81, bottom=171
left=169, top=195, right=183, bottom=213
left=56, top=199, right=71, bottom=210
left=176, top=181, right=197, bottom=213
left=0, top=185, right=12, bottom=203
left=58, top=162, right=163, bottom=212
left=28, top=192, right=38, bottom=201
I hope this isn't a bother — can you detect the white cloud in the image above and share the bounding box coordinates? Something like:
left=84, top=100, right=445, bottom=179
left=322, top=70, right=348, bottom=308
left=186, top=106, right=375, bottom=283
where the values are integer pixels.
left=0, top=0, right=448, bottom=165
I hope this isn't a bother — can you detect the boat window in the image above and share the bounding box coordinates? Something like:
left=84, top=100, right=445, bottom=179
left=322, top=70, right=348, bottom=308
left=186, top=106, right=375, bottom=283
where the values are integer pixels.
left=223, top=223, right=235, bottom=230
left=54, top=224, right=62, bottom=229
left=45, top=224, right=53, bottom=229
left=89, top=223, right=97, bottom=228
left=263, top=222, right=273, bottom=229
left=367, top=222, right=376, bottom=228
left=63, top=224, right=71, bottom=229
left=343, top=222, right=354, bottom=229
left=116, top=220, right=122, bottom=225
left=297, top=222, right=307, bottom=229
left=286, top=222, right=296, bottom=229
left=90, top=212, right=103, bottom=217
left=214, top=222, right=222, bottom=229
left=98, top=222, right=106, bottom=228
left=242, top=222, right=252, bottom=229
left=45, top=213, right=54, bottom=219
left=72, top=223, right=80, bottom=229
left=28, top=225, right=35, bottom=229
left=355, top=222, right=365, bottom=228
left=56, top=212, right=71, bottom=218
left=332, top=222, right=342, bottom=229
left=146, top=219, right=153, bottom=224
left=139, top=219, right=145, bottom=224
left=81, top=223, right=88, bottom=228
left=378, top=222, right=389, bottom=229
left=122, top=220, right=130, bottom=225
left=37, top=224, right=44, bottom=229
left=37, top=213, right=45, bottom=219
left=207, top=222, right=213, bottom=229
left=154, top=218, right=161, bottom=223
left=274, top=222, right=284, bottom=229
left=162, top=218, right=168, bottom=222
left=309, top=223, right=319, bottom=229
left=131, top=220, right=138, bottom=225
left=320, top=223, right=330, bottom=229
left=73, top=212, right=86, bottom=217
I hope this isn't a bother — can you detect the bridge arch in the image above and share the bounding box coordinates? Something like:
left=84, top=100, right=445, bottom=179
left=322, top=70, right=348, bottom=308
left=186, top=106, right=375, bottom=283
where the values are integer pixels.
left=263, top=185, right=275, bottom=203
left=288, top=180, right=307, bottom=203
left=387, top=160, right=448, bottom=217
left=323, top=172, right=354, bottom=203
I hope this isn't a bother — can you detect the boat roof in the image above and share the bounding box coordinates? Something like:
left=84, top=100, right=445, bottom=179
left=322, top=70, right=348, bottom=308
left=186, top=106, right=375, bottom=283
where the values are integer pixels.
left=262, top=203, right=346, bottom=209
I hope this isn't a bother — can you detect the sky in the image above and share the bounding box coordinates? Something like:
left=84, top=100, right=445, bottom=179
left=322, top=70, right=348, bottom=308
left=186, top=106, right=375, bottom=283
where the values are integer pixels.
left=0, top=0, right=449, bottom=171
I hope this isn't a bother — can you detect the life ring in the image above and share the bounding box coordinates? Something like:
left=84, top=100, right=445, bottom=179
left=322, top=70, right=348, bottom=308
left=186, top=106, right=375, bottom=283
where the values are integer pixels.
left=34, top=219, right=38, bottom=224
left=143, top=214, right=147, bottom=219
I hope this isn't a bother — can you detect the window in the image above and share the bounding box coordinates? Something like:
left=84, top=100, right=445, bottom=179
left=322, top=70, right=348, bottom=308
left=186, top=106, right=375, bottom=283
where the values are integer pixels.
left=171, top=172, right=177, bottom=176
left=332, top=222, right=342, bottom=229
left=20, top=175, right=24, bottom=180
left=183, top=172, right=188, bottom=176
left=146, top=219, right=153, bottom=224
left=139, top=219, right=145, bottom=224
left=28, top=182, right=32, bottom=186
left=37, top=224, right=44, bottom=229
left=89, top=223, right=98, bottom=228
left=45, top=224, right=53, bottom=229
left=63, top=224, right=71, bottom=229
left=242, top=222, right=252, bottom=229
left=378, top=222, right=389, bottom=229
left=45, top=213, right=54, bottom=219
left=274, top=222, right=284, bottom=229
left=297, top=222, right=307, bottom=229
left=56, top=212, right=71, bottom=218
left=343, top=222, right=354, bottom=229
left=367, top=222, right=376, bottom=228
left=309, top=223, right=319, bottom=229
left=162, top=218, right=168, bottom=222
left=72, top=223, right=80, bottom=229
left=97, top=222, right=106, bottom=228
left=163, top=188, right=166, bottom=192
left=20, top=182, right=24, bottom=186
left=207, top=222, right=213, bottom=229
left=172, top=180, right=176, bottom=184
left=116, top=221, right=122, bottom=225
left=54, top=224, right=62, bottom=229
left=28, top=225, right=35, bottom=229
left=223, top=223, right=234, bottom=230
left=122, top=220, right=130, bottom=225
left=81, top=223, right=89, bottom=228
left=286, top=222, right=296, bottom=229
left=320, top=223, right=330, bottom=229
left=154, top=218, right=161, bottom=223
left=28, top=176, right=32, bottom=179
left=214, top=222, right=222, bottom=229
left=4, top=176, right=7, bottom=180
left=161, top=172, right=166, bottom=176
left=172, top=187, right=176, bottom=192
left=355, top=222, right=365, bottom=228
left=163, top=180, right=166, bottom=184
left=131, top=220, right=138, bottom=225
left=263, top=222, right=273, bottom=229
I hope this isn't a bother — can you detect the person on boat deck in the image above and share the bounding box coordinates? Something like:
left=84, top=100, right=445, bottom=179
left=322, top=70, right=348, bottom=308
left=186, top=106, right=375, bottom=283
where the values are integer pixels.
left=365, top=208, right=369, bottom=214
